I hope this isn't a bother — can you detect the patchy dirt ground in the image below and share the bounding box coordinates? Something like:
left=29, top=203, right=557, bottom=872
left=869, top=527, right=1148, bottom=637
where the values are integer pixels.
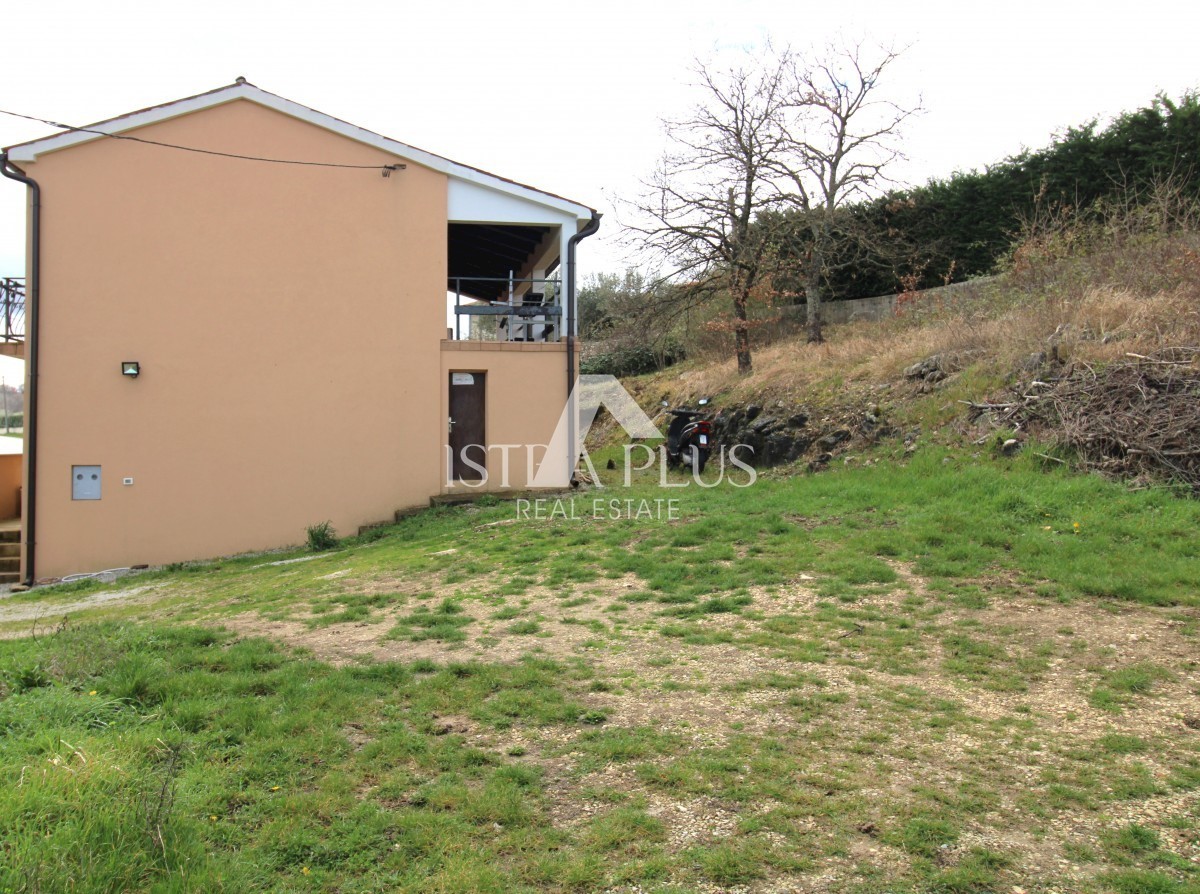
left=213, top=562, right=1200, bottom=891
left=4, top=539, right=1197, bottom=891
left=0, top=583, right=170, bottom=632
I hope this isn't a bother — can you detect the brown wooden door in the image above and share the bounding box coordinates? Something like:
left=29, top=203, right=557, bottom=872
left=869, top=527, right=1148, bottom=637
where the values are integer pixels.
left=449, top=372, right=486, bottom=481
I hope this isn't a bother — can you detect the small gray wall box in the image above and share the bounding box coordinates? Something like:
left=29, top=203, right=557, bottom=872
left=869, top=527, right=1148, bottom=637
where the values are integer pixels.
left=72, top=465, right=101, bottom=500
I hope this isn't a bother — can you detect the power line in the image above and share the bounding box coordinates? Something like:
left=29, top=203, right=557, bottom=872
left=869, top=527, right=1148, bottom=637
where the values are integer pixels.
left=0, top=107, right=404, bottom=172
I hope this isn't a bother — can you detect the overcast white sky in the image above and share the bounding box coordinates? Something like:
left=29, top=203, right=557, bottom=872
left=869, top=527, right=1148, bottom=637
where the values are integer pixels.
left=1, top=0, right=1197, bottom=381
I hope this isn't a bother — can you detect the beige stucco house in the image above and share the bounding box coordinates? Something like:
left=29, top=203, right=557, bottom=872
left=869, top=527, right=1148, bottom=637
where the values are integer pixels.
left=0, top=81, right=598, bottom=583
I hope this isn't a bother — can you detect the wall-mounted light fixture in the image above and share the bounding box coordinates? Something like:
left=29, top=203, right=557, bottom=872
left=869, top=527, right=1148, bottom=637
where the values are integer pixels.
left=121, top=361, right=140, bottom=378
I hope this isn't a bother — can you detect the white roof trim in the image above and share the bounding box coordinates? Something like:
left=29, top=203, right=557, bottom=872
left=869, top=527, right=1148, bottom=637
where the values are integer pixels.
left=448, top=178, right=578, bottom=227
left=6, top=83, right=595, bottom=222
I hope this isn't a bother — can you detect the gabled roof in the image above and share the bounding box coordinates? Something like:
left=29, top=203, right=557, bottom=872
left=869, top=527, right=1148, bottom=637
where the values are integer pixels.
left=4, top=80, right=596, bottom=222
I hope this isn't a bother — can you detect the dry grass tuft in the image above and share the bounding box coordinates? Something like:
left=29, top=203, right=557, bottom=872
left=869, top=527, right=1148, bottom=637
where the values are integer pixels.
left=625, top=233, right=1200, bottom=417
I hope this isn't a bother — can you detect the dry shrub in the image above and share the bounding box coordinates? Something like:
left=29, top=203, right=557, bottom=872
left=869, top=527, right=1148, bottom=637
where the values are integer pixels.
left=612, top=192, right=1200, bottom=487
left=646, top=180, right=1200, bottom=406
left=1001, top=352, right=1200, bottom=489
left=631, top=232, right=1200, bottom=417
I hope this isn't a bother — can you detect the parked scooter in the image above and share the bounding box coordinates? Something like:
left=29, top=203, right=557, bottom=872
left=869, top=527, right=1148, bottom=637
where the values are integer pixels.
left=662, top=398, right=714, bottom=474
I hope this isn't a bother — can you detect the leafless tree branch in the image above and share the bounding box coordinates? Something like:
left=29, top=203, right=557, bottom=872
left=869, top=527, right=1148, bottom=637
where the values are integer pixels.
left=619, top=40, right=920, bottom=369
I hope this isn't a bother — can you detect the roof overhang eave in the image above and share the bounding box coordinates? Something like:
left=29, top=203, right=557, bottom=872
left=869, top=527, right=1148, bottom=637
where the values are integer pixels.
left=4, top=82, right=597, bottom=222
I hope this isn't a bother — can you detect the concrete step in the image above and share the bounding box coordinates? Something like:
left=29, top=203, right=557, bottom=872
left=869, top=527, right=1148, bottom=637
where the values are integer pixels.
left=394, top=506, right=426, bottom=523
left=356, top=504, right=433, bottom=536
left=427, top=490, right=562, bottom=510
left=429, top=493, right=484, bottom=508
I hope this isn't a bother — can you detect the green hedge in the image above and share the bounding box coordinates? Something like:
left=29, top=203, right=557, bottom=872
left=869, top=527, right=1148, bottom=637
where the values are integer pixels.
left=580, top=343, right=683, bottom=377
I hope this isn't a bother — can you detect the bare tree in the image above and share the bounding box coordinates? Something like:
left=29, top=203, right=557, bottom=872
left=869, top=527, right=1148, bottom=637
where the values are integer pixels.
left=779, top=43, right=919, bottom=342
left=624, top=54, right=791, bottom=374
left=625, top=42, right=917, bottom=371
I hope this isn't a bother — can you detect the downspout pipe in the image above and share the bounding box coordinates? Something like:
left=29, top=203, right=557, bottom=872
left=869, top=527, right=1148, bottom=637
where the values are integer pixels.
left=564, top=212, right=601, bottom=484
left=0, top=152, right=40, bottom=587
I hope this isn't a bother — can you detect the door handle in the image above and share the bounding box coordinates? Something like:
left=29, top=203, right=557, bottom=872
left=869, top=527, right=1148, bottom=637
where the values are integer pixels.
left=448, top=417, right=456, bottom=433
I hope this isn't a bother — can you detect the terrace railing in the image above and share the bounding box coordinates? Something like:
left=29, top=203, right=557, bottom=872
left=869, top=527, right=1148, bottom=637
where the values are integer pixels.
left=0, top=278, right=25, bottom=343
left=449, top=276, right=562, bottom=342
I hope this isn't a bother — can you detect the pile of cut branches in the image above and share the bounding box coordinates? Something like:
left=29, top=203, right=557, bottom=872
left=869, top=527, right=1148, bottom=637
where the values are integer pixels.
left=966, top=349, right=1200, bottom=489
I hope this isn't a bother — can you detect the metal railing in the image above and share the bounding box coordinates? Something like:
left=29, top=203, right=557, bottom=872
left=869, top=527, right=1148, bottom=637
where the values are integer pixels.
left=449, top=275, right=562, bottom=342
left=0, top=278, right=25, bottom=343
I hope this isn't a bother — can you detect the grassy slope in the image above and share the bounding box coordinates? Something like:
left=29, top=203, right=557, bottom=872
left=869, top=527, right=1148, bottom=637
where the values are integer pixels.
left=610, top=230, right=1200, bottom=459
left=2, top=451, right=1200, bottom=893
